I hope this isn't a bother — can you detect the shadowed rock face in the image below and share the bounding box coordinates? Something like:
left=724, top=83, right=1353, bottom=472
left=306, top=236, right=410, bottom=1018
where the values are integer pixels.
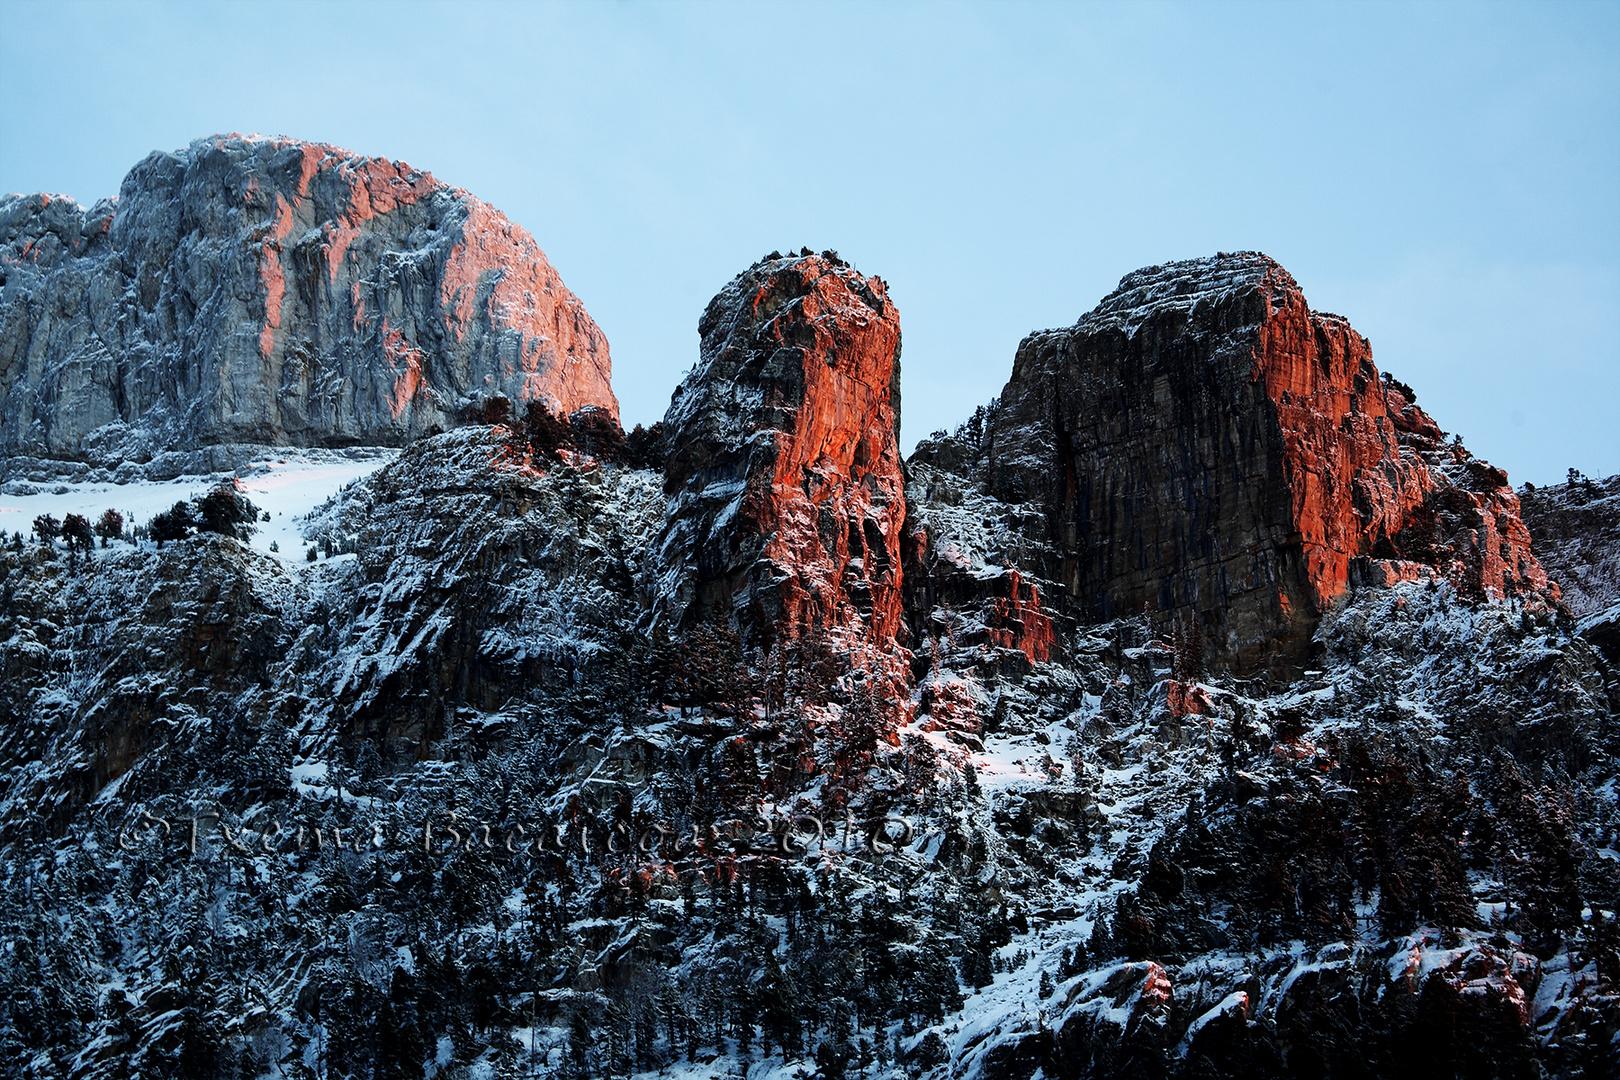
left=982, top=252, right=1548, bottom=673
left=654, top=251, right=906, bottom=650
left=1519, top=472, right=1620, bottom=620
left=0, top=134, right=615, bottom=467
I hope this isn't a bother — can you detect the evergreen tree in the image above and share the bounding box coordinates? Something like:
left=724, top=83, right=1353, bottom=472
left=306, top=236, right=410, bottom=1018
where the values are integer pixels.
left=758, top=954, right=803, bottom=1059
left=61, top=513, right=94, bottom=555
left=95, top=508, right=124, bottom=546
left=170, top=1003, right=224, bottom=1080
left=657, top=608, right=758, bottom=716
left=569, top=406, right=626, bottom=461
left=31, top=513, right=59, bottom=546
left=149, top=502, right=194, bottom=547
left=480, top=394, right=512, bottom=425
left=195, top=483, right=259, bottom=539
left=523, top=400, right=575, bottom=458
left=568, top=1009, right=595, bottom=1077
left=623, top=421, right=667, bottom=470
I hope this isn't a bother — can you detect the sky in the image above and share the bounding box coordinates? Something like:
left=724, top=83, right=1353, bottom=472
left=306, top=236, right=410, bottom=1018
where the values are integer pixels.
left=1, top=0, right=1616, bottom=485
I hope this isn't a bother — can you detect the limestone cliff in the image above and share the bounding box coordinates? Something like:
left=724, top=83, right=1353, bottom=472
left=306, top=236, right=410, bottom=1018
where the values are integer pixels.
left=0, top=134, right=615, bottom=474
left=652, top=250, right=907, bottom=652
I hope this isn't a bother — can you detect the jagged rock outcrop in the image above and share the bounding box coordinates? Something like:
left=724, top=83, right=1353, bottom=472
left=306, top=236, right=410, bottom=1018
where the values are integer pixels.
left=0, top=426, right=666, bottom=824
left=904, top=439, right=1057, bottom=676
left=0, top=134, right=615, bottom=475
left=1048, top=962, right=1175, bottom=1078
left=653, top=251, right=907, bottom=651
left=979, top=252, right=1549, bottom=673
left=0, top=533, right=309, bottom=832
left=1521, top=471, right=1620, bottom=619
left=301, top=427, right=663, bottom=750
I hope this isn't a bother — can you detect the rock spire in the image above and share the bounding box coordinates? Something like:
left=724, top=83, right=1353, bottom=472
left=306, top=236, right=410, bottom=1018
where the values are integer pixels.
left=654, top=250, right=907, bottom=652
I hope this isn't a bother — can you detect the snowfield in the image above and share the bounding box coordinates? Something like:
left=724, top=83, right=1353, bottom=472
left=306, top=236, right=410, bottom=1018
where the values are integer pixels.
left=0, top=448, right=396, bottom=561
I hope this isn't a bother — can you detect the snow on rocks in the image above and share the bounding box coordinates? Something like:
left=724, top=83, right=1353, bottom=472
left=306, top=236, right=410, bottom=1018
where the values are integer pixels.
left=0, top=445, right=394, bottom=562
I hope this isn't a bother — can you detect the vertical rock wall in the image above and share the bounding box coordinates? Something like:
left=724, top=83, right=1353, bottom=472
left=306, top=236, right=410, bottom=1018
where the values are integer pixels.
left=981, top=252, right=1548, bottom=672
left=653, top=251, right=907, bottom=652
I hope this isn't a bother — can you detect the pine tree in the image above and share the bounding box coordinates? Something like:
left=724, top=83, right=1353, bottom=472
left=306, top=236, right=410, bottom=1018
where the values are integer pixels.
left=95, top=508, right=124, bottom=547
left=170, top=1003, right=224, bottom=1079
left=31, top=513, right=59, bottom=546
left=568, top=1009, right=594, bottom=1077
left=523, top=400, right=575, bottom=458
left=480, top=394, right=512, bottom=425
left=61, top=513, right=94, bottom=555
left=1171, top=609, right=1203, bottom=683
left=569, top=406, right=626, bottom=462
left=758, top=954, right=802, bottom=1059
left=195, top=483, right=259, bottom=538
left=150, top=502, right=194, bottom=547
left=623, top=421, right=667, bottom=470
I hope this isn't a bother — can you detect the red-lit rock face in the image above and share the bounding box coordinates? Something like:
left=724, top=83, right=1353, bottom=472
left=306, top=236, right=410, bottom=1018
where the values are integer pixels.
left=654, top=252, right=906, bottom=651
left=1360, top=383, right=1550, bottom=604
left=1252, top=296, right=1429, bottom=605
left=0, top=134, right=615, bottom=463
left=981, top=568, right=1055, bottom=666
left=984, top=252, right=1549, bottom=673
left=910, top=554, right=1055, bottom=671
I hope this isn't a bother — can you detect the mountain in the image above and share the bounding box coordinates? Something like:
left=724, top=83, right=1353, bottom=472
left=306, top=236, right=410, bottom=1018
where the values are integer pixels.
left=973, top=252, right=1549, bottom=675
left=0, top=196, right=1614, bottom=1080
left=0, top=135, right=615, bottom=481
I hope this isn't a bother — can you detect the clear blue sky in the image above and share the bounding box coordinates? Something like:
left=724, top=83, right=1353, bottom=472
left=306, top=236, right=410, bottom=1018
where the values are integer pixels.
left=2, top=0, right=1616, bottom=484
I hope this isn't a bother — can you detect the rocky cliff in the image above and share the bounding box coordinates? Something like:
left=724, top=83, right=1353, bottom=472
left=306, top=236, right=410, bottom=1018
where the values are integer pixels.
left=0, top=134, right=615, bottom=477
left=978, top=252, right=1548, bottom=673
left=1521, top=470, right=1620, bottom=666
left=0, top=239, right=1614, bottom=1080
left=653, top=250, right=908, bottom=653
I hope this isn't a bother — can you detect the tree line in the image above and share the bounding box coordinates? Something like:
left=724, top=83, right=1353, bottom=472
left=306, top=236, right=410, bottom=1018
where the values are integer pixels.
left=469, top=395, right=667, bottom=471
left=19, top=483, right=261, bottom=558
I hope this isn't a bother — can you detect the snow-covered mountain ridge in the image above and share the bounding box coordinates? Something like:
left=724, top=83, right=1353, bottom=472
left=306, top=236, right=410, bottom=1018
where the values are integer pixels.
left=0, top=241, right=1615, bottom=1080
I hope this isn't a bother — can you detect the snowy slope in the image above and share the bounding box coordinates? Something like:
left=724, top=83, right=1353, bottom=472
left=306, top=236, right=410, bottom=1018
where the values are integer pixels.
left=0, top=448, right=395, bottom=561
left=0, top=425, right=1614, bottom=1080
